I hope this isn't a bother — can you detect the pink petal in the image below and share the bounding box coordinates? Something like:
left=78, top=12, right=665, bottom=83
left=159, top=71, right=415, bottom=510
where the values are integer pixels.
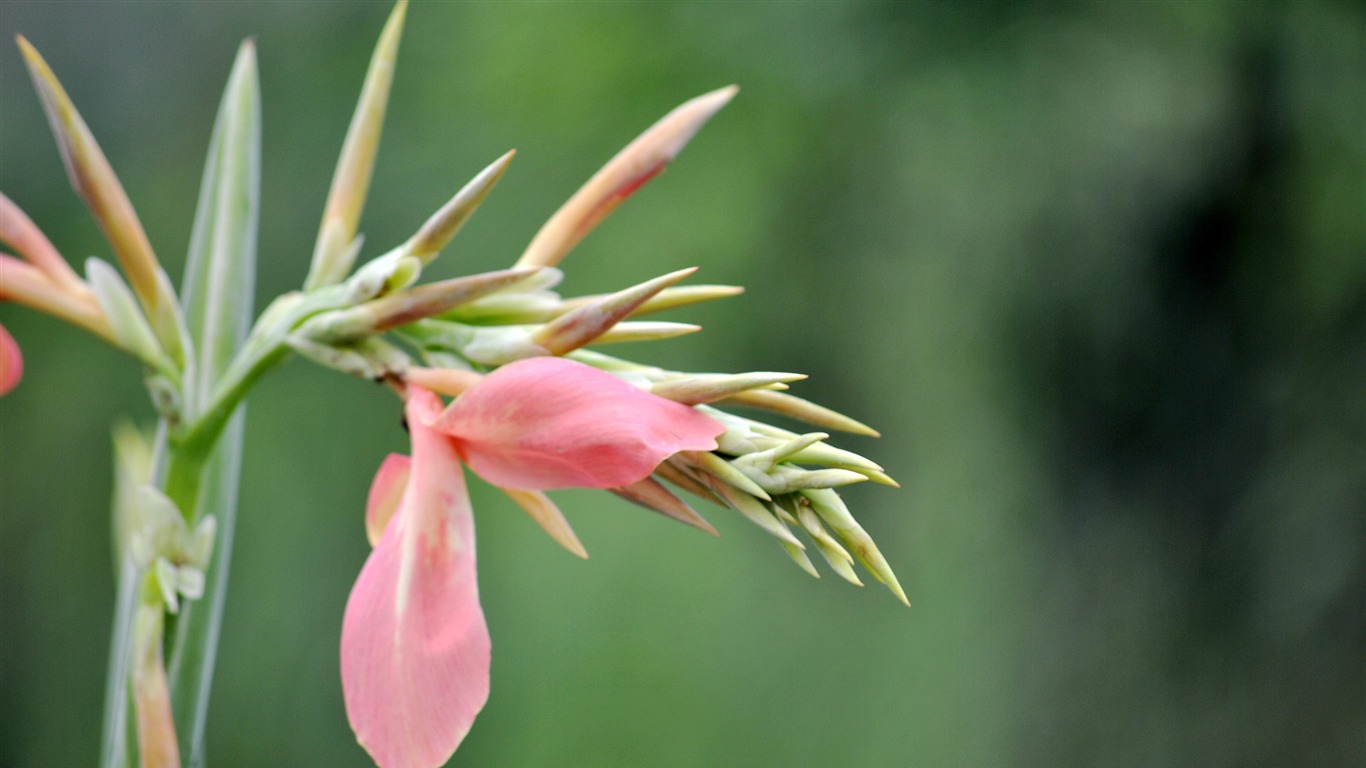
left=435, top=356, right=724, bottom=491
left=0, top=323, right=21, bottom=397
left=342, top=387, right=490, bottom=768
left=365, top=453, right=411, bottom=547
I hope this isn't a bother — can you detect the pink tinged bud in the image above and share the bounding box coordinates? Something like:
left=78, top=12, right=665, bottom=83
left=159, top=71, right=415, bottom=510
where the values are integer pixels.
left=342, top=387, right=490, bottom=768
left=404, top=366, right=482, bottom=398
left=434, top=356, right=725, bottom=491
left=0, top=323, right=20, bottom=396
left=0, top=192, right=87, bottom=295
left=0, top=254, right=115, bottom=343
left=365, top=453, right=411, bottom=547
left=516, top=86, right=738, bottom=269
left=132, top=605, right=182, bottom=768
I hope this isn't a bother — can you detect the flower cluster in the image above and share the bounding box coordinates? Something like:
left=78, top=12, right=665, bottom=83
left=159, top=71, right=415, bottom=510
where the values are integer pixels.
left=1, top=2, right=902, bottom=767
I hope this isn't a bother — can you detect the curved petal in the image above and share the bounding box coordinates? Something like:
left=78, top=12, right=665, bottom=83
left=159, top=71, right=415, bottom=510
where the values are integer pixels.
left=342, top=387, right=490, bottom=768
left=365, top=453, right=411, bottom=547
left=436, top=356, right=724, bottom=490
left=0, top=323, right=21, bottom=396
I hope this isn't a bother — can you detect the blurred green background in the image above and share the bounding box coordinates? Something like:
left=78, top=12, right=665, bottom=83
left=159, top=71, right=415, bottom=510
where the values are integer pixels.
left=1, top=1, right=1362, bottom=766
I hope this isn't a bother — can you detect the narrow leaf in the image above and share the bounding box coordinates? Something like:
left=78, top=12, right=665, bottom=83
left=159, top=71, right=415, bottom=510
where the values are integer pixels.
left=167, top=409, right=244, bottom=767
left=164, top=41, right=260, bottom=766
left=180, top=40, right=260, bottom=420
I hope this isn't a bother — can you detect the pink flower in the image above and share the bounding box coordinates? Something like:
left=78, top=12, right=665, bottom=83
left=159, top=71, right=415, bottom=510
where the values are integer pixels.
left=341, top=356, right=723, bottom=768
left=0, top=323, right=22, bottom=397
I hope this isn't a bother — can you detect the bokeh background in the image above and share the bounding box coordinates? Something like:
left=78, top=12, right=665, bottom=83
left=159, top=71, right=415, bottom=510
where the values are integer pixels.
left=1, top=1, right=1362, bottom=766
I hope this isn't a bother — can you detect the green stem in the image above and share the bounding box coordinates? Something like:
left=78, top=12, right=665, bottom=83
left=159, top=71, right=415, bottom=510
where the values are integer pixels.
left=98, top=556, right=139, bottom=768
left=167, top=407, right=245, bottom=767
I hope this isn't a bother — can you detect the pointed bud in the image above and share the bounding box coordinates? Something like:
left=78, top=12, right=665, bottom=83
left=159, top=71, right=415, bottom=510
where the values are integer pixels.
left=0, top=192, right=86, bottom=295
left=790, top=499, right=862, bottom=586
left=785, top=441, right=885, bottom=475
left=518, top=85, right=738, bottom=268
left=446, top=288, right=563, bottom=325
left=683, top=450, right=771, bottom=501
left=626, top=284, right=744, bottom=315
left=731, top=432, right=828, bottom=471
left=0, top=255, right=113, bottom=342
left=863, top=470, right=901, bottom=488
left=131, top=604, right=181, bottom=768
left=653, top=460, right=726, bottom=508
left=652, top=372, right=805, bottom=406
left=558, top=283, right=744, bottom=317
left=722, top=389, right=880, bottom=437
left=404, top=151, right=515, bottom=263
left=439, top=265, right=564, bottom=324
left=17, top=36, right=183, bottom=361
left=85, top=258, right=173, bottom=376
left=591, top=321, right=700, bottom=345
left=499, top=487, right=588, bottom=559
left=739, top=465, right=870, bottom=495
left=301, top=268, right=540, bottom=343
left=532, top=267, right=697, bottom=354
left=305, top=0, right=407, bottom=289
left=802, top=489, right=907, bottom=606
left=770, top=502, right=798, bottom=526
left=610, top=477, right=718, bottom=536
left=704, top=478, right=803, bottom=549
left=404, top=366, right=482, bottom=398
left=780, top=540, right=821, bottom=579
left=710, top=419, right=784, bottom=457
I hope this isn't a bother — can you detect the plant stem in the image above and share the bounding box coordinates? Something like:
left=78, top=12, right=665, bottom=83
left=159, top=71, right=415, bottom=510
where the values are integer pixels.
left=98, top=556, right=139, bottom=768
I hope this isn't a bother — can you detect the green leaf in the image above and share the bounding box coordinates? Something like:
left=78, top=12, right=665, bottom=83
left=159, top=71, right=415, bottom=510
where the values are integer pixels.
left=163, top=39, right=260, bottom=766
left=180, top=40, right=261, bottom=420
left=167, top=410, right=243, bottom=767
